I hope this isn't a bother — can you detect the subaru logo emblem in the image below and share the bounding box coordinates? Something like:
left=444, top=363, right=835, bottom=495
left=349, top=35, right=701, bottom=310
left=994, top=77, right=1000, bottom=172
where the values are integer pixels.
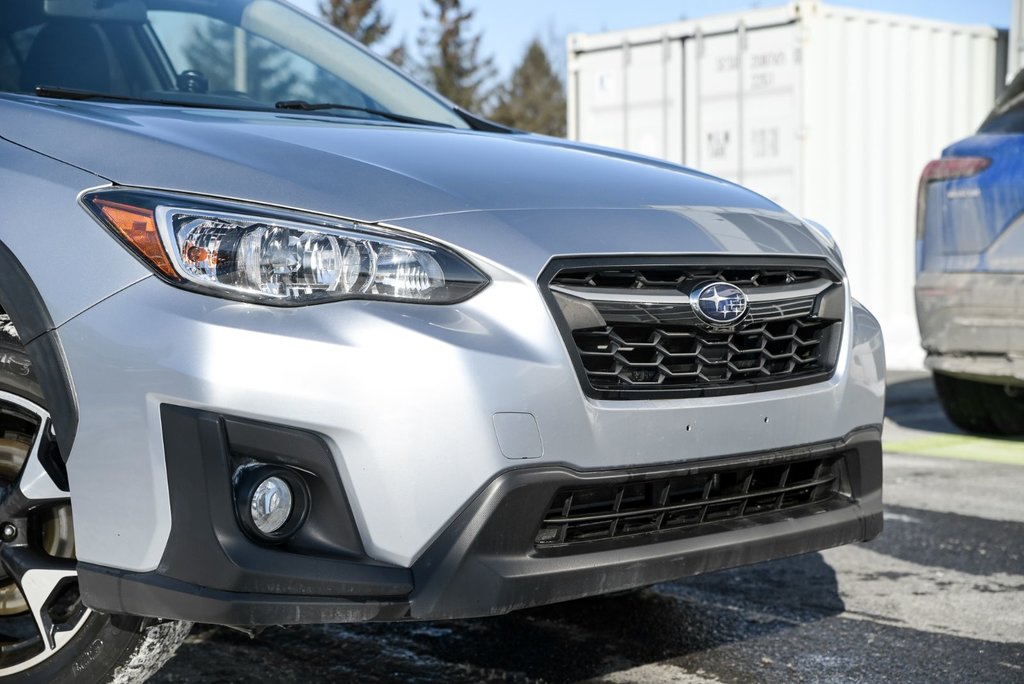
left=690, top=282, right=749, bottom=326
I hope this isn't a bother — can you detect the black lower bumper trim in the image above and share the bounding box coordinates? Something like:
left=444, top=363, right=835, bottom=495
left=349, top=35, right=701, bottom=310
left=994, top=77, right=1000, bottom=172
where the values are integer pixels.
left=77, top=565, right=411, bottom=625
left=407, top=426, right=881, bottom=620
left=79, top=425, right=882, bottom=626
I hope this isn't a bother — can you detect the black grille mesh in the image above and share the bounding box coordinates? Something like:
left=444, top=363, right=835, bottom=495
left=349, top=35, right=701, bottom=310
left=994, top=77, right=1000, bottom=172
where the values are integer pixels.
left=575, top=319, right=838, bottom=388
left=547, top=263, right=842, bottom=397
left=535, top=455, right=844, bottom=550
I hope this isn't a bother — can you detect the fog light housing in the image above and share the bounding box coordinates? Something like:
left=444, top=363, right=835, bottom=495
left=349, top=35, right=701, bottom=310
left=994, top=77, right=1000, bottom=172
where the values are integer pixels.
left=233, top=465, right=310, bottom=544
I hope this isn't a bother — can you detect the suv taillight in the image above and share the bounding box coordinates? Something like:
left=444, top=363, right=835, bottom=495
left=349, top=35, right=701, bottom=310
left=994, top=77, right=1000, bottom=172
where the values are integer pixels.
left=916, top=157, right=990, bottom=239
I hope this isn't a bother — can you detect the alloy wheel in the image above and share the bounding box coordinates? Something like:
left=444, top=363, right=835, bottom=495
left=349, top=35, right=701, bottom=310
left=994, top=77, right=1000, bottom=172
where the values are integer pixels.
left=0, top=390, right=90, bottom=676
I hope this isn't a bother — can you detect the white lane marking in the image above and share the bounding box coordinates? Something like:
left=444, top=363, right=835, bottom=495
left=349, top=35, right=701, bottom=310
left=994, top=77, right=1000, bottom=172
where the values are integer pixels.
left=599, top=663, right=724, bottom=683
left=823, top=545, right=1024, bottom=644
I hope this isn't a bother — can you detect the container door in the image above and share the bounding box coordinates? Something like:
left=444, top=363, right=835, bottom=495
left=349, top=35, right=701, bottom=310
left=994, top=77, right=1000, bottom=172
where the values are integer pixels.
left=570, top=38, right=685, bottom=163
left=686, top=23, right=801, bottom=212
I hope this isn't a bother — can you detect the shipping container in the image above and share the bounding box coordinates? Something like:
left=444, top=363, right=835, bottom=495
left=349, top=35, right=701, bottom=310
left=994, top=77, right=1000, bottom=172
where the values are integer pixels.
left=568, top=0, right=1005, bottom=369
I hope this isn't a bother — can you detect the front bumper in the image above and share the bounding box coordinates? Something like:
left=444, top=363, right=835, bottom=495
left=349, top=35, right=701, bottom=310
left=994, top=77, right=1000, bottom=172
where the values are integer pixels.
left=79, top=420, right=882, bottom=626
left=916, top=271, right=1024, bottom=384
left=56, top=241, right=886, bottom=625
left=60, top=272, right=885, bottom=575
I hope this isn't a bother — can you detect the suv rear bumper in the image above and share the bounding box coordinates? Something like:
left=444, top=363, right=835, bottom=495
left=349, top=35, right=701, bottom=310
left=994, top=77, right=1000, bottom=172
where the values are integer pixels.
left=79, top=422, right=882, bottom=626
left=917, top=271, right=1024, bottom=384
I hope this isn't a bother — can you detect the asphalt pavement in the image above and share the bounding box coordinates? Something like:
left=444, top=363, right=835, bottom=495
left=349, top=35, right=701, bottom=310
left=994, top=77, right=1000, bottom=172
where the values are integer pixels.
left=151, top=372, right=1024, bottom=683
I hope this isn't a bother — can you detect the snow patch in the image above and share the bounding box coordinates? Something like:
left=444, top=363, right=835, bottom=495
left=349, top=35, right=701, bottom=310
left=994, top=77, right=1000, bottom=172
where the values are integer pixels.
left=109, top=620, right=193, bottom=684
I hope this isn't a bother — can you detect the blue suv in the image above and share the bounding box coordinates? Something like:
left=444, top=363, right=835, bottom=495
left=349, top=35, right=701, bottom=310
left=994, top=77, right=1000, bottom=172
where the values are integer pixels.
left=916, top=71, right=1024, bottom=434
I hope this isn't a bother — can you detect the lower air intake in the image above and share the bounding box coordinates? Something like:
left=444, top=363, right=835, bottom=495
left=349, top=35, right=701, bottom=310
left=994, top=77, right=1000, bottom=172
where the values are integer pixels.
left=535, top=454, right=847, bottom=551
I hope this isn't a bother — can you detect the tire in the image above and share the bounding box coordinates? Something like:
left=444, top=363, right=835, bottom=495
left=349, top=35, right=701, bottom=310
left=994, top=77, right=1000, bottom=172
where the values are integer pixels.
left=5, top=617, right=193, bottom=684
left=984, top=384, right=1024, bottom=435
left=933, top=372, right=1024, bottom=435
left=0, top=311, right=192, bottom=683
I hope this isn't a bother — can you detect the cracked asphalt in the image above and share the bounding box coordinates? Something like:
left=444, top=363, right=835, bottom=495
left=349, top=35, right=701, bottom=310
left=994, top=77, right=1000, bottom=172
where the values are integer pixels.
left=151, top=372, right=1024, bottom=683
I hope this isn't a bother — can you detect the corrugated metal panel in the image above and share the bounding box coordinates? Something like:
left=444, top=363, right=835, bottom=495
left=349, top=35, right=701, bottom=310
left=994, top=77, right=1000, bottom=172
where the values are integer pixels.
left=1011, top=0, right=1022, bottom=78
left=568, top=0, right=1001, bottom=370
left=569, top=36, right=685, bottom=162
left=688, top=22, right=803, bottom=208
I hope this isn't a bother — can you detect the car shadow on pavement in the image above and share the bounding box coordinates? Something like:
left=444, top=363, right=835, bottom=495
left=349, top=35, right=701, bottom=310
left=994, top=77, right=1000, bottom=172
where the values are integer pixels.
left=153, top=553, right=843, bottom=683
left=884, top=373, right=962, bottom=435
left=867, top=504, right=1024, bottom=577
left=885, top=372, right=1024, bottom=442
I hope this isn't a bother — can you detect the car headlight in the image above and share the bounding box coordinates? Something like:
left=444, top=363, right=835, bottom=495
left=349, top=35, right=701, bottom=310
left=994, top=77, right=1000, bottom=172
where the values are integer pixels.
left=81, top=189, right=488, bottom=305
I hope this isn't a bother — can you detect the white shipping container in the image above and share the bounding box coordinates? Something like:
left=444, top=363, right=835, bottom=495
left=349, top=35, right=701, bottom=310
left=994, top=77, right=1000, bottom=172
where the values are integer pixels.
left=567, top=0, right=1004, bottom=369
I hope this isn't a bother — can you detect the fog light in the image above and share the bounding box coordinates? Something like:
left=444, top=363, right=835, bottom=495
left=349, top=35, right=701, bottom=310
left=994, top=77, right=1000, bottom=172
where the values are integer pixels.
left=250, top=476, right=293, bottom=535
left=233, top=465, right=309, bottom=544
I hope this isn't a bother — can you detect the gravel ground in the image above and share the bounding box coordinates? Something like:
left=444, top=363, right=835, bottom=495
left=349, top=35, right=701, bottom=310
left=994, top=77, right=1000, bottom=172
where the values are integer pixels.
left=151, top=372, right=1024, bottom=684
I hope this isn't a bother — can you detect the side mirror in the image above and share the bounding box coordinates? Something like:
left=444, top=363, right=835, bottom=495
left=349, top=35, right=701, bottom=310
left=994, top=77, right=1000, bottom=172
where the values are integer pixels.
left=176, top=70, right=210, bottom=94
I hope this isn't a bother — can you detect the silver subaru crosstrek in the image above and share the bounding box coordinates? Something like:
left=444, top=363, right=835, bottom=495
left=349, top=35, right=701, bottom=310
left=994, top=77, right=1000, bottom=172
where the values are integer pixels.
left=0, top=0, right=885, bottom=681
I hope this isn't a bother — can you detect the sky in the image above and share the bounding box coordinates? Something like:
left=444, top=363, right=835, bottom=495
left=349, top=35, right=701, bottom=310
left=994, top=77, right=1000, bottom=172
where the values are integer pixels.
left=286, top=0, right=1011, bottom=78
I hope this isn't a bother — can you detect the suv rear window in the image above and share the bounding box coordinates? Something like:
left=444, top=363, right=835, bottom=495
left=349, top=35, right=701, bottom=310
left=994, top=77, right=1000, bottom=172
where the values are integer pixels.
left=979, top=69, right=1024, bottom=133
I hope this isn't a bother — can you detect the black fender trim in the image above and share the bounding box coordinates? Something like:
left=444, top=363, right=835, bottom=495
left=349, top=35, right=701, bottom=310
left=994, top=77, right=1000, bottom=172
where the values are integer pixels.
left=0, top=241, right=79, bottom=458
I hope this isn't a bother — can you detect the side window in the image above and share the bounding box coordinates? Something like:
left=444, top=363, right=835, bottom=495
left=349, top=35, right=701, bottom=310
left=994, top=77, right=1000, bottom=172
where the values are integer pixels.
left=146, top=11, right=367, bottom=106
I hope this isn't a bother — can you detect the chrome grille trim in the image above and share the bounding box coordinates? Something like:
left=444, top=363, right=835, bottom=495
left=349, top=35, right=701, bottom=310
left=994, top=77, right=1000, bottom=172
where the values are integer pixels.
left=549, top=277, right=832, bottom=307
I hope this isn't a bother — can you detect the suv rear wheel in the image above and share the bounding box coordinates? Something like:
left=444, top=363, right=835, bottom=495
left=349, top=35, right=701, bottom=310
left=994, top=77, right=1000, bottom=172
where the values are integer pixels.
left=933, top=372, right=1024, bottom=435
left=0, top=313, right=191, bottom=683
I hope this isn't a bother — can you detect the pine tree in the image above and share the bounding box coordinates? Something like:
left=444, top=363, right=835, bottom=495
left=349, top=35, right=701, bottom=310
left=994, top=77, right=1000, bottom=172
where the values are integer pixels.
left=386, top=42, right=408, bottom=70
left=183, top=23, right=302, bottom=103
left=309, top=0, right=401, bottom=103
left=417, top=0, right=496, bottom=112
left=319, top=0, right=392, bottom=48
left=489, top=39, right=566, bottom=137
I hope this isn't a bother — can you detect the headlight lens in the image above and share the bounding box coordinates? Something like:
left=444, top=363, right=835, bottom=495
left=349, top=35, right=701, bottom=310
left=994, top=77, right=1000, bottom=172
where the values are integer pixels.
left=82, top=190, right=488, bottom=305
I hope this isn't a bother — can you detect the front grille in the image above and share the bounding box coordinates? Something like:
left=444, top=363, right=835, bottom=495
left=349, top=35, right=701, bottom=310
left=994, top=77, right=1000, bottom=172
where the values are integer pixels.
left=535, top=454, right=846, bottom=551
left=544, top=259, right=844, bottom=399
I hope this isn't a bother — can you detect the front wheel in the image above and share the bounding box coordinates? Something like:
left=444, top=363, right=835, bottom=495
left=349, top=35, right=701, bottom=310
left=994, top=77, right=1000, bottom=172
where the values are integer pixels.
left=0, top=314, right=191, bottom=682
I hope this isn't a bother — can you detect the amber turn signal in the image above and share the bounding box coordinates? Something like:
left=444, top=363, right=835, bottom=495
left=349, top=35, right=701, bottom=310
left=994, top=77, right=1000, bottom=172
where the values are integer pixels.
left=87, top=197, right=178, bottom=279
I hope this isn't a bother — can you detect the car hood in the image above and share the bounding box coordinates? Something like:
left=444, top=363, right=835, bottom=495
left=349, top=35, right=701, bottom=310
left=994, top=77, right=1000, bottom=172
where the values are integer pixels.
left=0, top=97, right=832, bottom=269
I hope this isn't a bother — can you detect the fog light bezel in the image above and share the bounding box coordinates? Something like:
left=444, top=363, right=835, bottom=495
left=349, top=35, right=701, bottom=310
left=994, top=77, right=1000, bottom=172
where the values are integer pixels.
left=233, top=464, right=311, bottom=544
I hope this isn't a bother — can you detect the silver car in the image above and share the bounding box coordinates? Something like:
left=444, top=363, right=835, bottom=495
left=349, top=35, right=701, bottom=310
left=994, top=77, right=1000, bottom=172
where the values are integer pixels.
left=0, top=0, right=885, bottom=681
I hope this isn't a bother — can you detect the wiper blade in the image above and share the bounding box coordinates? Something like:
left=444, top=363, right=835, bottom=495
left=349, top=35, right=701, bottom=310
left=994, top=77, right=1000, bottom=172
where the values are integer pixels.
left=275, top=100, right=454, bottom=128
left=32, top=87, right=457, bottom=128
left=33, top=86, right=269, bottom=112
left=35, top=85, right=191, bottom=106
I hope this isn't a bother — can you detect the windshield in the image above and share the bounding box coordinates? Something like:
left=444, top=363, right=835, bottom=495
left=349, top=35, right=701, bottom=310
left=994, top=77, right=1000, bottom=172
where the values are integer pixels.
left=0, top=0, right=469, bottom=128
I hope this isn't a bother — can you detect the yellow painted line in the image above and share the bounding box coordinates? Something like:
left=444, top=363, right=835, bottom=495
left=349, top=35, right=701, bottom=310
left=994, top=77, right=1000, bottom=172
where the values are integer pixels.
left=885, top=433, right=1024, bottom=466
